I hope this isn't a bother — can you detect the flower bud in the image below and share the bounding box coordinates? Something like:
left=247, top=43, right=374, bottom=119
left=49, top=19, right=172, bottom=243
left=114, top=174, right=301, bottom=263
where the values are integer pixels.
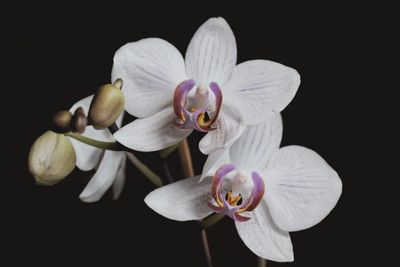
left=28, top=131, right=76, bottom=186
left=72, top=107, right=88, bottom=133
left=52, top=110, right=73, bottom=132
left=88, top=79, right=124, bottom=129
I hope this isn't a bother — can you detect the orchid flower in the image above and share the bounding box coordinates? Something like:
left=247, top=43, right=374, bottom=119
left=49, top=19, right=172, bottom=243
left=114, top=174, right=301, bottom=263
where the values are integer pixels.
left=144, top=115, right=342, bottom=261
left=69, top=96, right=126, bottom=202
left=112, top=17, right=300, bottom=154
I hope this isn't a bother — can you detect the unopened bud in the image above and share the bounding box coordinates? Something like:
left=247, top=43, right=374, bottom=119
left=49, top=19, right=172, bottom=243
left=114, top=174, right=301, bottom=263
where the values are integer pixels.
left=28, top=131, right=76, bottom=186
left=72, top=107, right=88, bottom=133
left=52, top=110, right=73, bottom=132
left=88, top=79, right=125, bottom=129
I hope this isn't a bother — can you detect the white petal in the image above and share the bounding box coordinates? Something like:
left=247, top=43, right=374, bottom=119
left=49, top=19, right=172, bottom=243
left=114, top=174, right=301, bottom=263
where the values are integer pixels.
left=69, top=95, right=114, bottom=171
left=113, top=107, right=192, bottom=152
left=79, top=151, right=125, bottom=203
left=199, top=106, right=245, bottom=155
left=224, top=60, right=300, bottom=124
left=230, top=114, right=283, bottom=171
left=264, top=146, right=342, bottom=232
left=112, top=154, right=126, bottom=201
left=115, top=112, right=124, bottom=128
left=235, top=201, right=293, bottom=262
left=185, top=17, right=237, bottom=85
left=69, top=140, right=102, bottom=171
left=112, top=38, right=187, bottom=118
left=200, top=149, right=231, bottom=180
left=144, top=176, right=212, bottom=221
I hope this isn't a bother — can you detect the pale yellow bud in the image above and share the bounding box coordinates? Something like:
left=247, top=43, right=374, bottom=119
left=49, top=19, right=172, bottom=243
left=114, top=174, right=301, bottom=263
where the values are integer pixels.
left=89, top=79, right=124, bottom=129
left=28, top=131, right=76, bottom=186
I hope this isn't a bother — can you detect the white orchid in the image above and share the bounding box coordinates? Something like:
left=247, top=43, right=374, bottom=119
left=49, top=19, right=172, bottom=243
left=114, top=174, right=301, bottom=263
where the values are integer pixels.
left=144, top=115, right=342, bottom=262
left=112, top=17, right=300, bottom=154
left=69, top=96, right=126, bottom=202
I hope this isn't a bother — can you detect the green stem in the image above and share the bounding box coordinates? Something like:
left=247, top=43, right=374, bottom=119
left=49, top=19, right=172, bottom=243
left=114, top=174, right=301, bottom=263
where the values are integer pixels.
left=65, top=132, right=120, bottom=151
left=66, top=132, right=163, bottom=188
left=257, top=257, right=266, bottom=267
left=126, top=152, right=163, bottom=187
left=201, top=229, right=213, bottom=267
left=159, top=142, right=181, bottom=159
left=200, top=213, right=225, bottom=229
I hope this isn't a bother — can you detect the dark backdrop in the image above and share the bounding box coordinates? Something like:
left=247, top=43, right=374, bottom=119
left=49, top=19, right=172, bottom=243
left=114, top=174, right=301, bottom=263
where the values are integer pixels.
left=2, top=1, right=394, bottom=266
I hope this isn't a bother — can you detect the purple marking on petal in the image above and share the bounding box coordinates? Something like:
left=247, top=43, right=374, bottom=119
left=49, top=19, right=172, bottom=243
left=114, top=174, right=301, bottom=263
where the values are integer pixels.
left=234, top=213, right=251, bottom=222
left=179, top=108, right=211, bottom=132
left=173, top=79, right=195, bottom=120
left=207, top=202, right=224, bottom=213
left=205, top=82, right=223, bottom=127
left=239, top=171, right=265, bottom=212
left=211, top=164, right=236, bottom=207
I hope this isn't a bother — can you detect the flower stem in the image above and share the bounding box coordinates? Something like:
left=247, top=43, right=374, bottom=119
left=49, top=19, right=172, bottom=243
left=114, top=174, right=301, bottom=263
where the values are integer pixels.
left=257, top=257, right=266, bottom=267
left=159, top=142, right=180, bottom=159
left=65, top=132, right=120, bottom=150
left=200, top=213, right=225, bottom=229
left=126, top=152, right=163, bottom=187
left=65, top=131, right=163, bottom=188
left=201, top=229, right=214, bottom=267
left=162, top=160, right=174, bottom=184
left=178, top=139, right=194, bottom=177
left=178, top=138, right=214, bottom=267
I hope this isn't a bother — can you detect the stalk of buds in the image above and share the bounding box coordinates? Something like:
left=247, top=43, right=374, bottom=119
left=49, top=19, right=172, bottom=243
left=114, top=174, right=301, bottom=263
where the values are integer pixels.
left=29, top=79, right=125, bottom=186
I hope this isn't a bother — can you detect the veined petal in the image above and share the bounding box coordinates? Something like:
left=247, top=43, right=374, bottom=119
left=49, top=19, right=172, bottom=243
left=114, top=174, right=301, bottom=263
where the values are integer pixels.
left=224, top=60, right=300, bottom=124
left=114, top=107, right=192, bottom=152
left=199, top=106, right=245, bottom=155
left=112, top=38, right=187, bottom=118
left=230, top=114, right=282, bottom=171
left=264, top=146, right=342, bottom=232
left=69, top=95, right=114, bottom=171
left=144, top=176, right=212, bottom=221
left=79, top=151, right=125, bottom=203
left=235, top=201, right=293, bottom=262
left=185, top=17, right=237, bottom=85
left=201, top=148, right=231, bottom=180
left=112, top=154, right=126, bottom=201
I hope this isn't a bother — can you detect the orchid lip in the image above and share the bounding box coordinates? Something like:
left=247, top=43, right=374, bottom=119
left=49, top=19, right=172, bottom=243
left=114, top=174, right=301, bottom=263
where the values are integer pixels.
left=208, top=164, right=265, bottom=222
left=173, top=80, right=222, bottom=132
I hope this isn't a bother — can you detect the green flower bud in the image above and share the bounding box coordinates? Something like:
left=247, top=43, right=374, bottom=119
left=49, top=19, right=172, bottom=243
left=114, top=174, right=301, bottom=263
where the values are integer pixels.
left=72, top=107, right=88, bottom=133
left=28, top=131, right=76, bottom=186
left=89, top=79, right=124, bottom=129
left=52, top=110, right=73, bottom=132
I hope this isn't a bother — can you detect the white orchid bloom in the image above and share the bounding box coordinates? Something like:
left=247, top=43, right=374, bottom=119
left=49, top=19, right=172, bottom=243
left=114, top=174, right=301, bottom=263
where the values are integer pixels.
left=144, top=115, right=342, bottom=262
left=69, top=96, right=126, bottom=202
left=112, top=17, right=300, bottom=154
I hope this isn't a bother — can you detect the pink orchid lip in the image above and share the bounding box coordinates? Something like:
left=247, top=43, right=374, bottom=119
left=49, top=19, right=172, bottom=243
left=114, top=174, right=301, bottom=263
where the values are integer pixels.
left=173, top=79, right=222, bottom=132
left=173, top=79, right=195, bottom=121
left=208, top=164, right=265, bottom=222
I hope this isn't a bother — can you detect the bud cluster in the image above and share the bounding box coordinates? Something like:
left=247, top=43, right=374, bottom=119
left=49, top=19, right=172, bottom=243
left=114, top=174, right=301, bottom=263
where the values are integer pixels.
left=29, top=79, right=125, bottom=186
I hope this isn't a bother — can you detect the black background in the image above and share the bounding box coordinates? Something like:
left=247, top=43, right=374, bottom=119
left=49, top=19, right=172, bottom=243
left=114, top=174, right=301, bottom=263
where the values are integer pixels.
left=2, top=1, right=394, bottom=266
